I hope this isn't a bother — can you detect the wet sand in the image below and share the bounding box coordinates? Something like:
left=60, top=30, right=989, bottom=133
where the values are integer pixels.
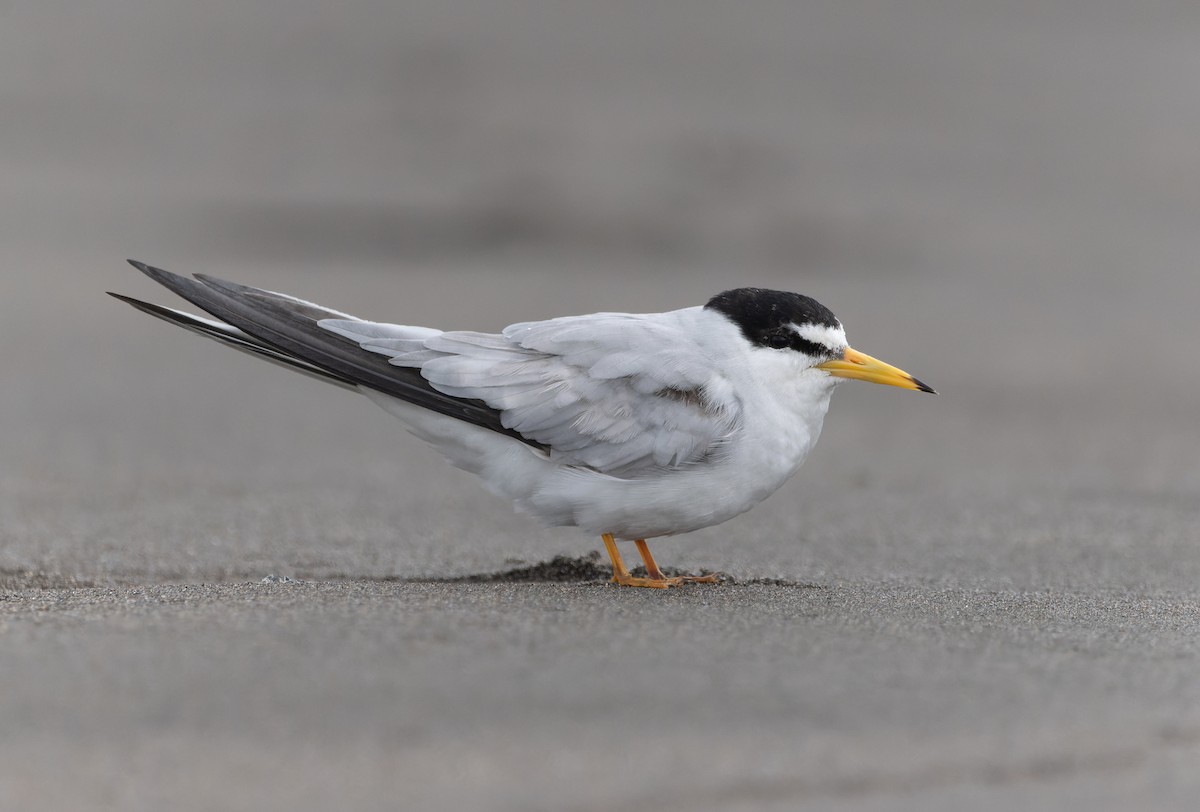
left=3, top=3, right=1200, bottom=809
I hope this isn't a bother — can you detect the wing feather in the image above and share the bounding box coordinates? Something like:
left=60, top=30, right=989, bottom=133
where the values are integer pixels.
left=121, top=262, right=536, bottom=446
left=333, top=310, right=741, bottom=476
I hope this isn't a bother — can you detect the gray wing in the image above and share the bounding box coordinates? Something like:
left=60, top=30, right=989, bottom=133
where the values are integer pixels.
left=322, top=311, right=742, bottom=475
left=114, top=261, right=537, bottom=446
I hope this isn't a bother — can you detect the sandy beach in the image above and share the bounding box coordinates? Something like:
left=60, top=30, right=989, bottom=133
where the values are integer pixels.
left=3, top=3, right=1199, bottom=809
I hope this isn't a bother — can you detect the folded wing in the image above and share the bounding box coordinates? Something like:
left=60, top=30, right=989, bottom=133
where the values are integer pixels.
left=323, top=311, right=742, bottom=475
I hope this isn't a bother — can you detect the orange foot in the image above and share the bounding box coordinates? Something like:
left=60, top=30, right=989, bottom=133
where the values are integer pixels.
left=601, top=534, right=720, bottom=588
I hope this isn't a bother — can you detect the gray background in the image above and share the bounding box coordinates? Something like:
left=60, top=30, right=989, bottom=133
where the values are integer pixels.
left=2, top=2, right=1199, bottom=810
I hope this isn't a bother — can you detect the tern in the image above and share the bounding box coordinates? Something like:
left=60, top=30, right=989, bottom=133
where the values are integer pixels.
left=111, top=261, right=934, bottom=588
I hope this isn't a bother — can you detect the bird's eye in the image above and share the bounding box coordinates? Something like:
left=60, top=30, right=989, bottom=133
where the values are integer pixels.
left=765, top=333, right=791, bottom=349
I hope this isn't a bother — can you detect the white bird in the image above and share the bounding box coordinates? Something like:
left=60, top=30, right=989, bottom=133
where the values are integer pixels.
left=111, top=261, right=934, bottom=588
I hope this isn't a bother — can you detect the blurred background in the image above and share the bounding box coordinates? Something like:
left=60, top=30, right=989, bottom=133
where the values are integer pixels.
left=2, top=0, right=1199, bottom=587
left=6, top=4, right=1200, bottom=809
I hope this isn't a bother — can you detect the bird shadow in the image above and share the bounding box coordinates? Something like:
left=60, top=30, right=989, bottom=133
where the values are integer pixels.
left=408, top=552, right=822, bottom=588
left=0, top=561, right=823, bottom=591
left=439, top=552, right=612, bottom=583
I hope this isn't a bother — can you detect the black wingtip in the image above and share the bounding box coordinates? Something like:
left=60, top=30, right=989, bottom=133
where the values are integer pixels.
left=912, top=377, right=937, bottom=394
left=128, top=258, right=167, bottom=281
left=108, top=289, right=154, bottom=307
left=106, top=290, right=178, bottom=319
left=193, top=272, right=249, bottom=295
left=128, top=258, right=174, bottom=281
left=126, top=259, right=218, bottom=303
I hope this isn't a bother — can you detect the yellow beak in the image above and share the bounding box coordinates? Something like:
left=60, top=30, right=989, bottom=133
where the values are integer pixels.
left=817, top=347, right=936, bottom=393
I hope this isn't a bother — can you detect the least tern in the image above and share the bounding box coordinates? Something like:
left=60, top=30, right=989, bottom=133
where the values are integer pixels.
left=112, top=261, right=934, bottom=588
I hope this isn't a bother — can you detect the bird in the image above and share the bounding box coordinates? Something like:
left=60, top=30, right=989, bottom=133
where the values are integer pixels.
left=110, top=261, right=934, bottom=588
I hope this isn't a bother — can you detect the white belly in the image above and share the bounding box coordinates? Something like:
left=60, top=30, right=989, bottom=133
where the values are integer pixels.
left=365, top=383, right=831, bottom=541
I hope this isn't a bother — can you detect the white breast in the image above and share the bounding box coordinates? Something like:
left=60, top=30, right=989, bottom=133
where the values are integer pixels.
left=361, top=309, right=839, bottom=540
left=530, top=331, right=838, bottom=538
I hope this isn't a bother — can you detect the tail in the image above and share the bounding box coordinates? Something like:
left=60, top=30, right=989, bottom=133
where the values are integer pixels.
left=109, top=260, right=536, bottom=446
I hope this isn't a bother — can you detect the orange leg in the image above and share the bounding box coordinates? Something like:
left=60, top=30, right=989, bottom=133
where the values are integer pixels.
left=600, top=534, right=719, bottom=588
left=634, top=540, right=718, bottom=585
left=633, top=540, right=669, bottom=580
left=602, top=533, right=669, bottom=588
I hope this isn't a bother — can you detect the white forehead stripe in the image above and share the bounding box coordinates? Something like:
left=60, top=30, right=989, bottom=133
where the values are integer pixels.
left=790, top=322, right=846, bottom=350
